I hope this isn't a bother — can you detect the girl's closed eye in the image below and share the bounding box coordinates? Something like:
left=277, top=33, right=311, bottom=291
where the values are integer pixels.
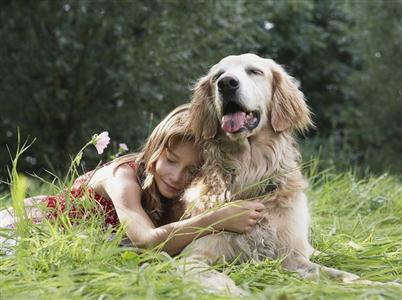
left=166, top=153, right=177, bottom=164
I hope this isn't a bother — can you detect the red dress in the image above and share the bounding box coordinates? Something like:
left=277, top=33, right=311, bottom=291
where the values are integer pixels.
left=44, top=162, right=137, bottom=227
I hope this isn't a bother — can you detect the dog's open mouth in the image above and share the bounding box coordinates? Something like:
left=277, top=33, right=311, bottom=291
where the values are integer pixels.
left=221, top=104, right=261, bottom=134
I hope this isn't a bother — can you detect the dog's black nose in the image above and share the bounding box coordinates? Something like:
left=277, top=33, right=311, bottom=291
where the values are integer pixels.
left=218, top=76, right=239, bottom=94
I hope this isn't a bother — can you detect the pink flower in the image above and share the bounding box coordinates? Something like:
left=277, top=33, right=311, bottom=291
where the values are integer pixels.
left=93, top=131, right=110, bottom=154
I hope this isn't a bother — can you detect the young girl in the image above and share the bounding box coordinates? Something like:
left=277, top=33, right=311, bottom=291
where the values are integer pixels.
left=1, top=104, right=265, bottom=255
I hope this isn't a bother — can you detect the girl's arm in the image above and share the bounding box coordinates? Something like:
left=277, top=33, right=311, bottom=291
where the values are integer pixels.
left=103, top=164, right=264, bottom=255
left=149, top=199, right=264, bottom=255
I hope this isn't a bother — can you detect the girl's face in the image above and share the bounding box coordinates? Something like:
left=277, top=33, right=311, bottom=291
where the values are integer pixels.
left=154, top=141, right=200, bottom=199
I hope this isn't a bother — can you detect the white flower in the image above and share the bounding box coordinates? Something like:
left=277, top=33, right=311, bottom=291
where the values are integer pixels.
left=118, top=143, right=129, bottom=152
left=93, top=131, right=110, bottom=154
left=263, top=20, right=274, bottom=31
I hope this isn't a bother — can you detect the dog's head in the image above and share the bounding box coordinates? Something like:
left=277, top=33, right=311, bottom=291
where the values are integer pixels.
left=190, top=53, right=312, bottom=141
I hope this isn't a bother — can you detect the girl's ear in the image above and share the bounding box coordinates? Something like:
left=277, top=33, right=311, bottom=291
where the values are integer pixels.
left=270, top=65, right=313, bottom=133
left=189, top=74, right=218, bottom=140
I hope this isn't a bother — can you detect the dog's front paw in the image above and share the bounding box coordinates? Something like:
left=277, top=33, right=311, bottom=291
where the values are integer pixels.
left=340, top=271, right=360, bottom=283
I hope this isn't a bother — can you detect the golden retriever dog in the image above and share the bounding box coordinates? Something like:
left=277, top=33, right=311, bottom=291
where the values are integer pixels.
left=179, top=53, right=365, bottom=295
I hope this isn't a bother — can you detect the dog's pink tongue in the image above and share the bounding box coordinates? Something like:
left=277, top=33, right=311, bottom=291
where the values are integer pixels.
left=222, top=112, right=246, bottom=133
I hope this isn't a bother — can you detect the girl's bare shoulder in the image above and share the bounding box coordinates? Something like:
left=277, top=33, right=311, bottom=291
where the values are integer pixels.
left=109, top=161, right=137, bottom=179
left=88, top=162, right=137, bottom=191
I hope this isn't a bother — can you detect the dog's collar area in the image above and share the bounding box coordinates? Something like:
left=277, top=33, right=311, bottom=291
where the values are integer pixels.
left=225, top=172, right=278, bottom=200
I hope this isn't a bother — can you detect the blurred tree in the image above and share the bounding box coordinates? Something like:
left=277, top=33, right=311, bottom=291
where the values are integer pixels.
left=340, top=0, right=402, bottom=172
left=1, top=0, right=160, bottom=178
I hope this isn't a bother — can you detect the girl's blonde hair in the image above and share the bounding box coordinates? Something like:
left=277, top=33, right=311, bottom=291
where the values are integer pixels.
left=113, top=103, right=197, bottom=225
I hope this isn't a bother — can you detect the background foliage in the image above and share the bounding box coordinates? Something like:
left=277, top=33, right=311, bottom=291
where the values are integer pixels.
left=1, top=0, right=401, bottom=186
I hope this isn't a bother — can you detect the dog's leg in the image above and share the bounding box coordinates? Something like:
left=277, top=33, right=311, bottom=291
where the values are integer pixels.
left=178, top=234, right=248, bottom=296
left=283, top=252, right=402, bottom=287
left=282, top=251, right=360, bottom=282
left=179, top=255, right=247, bottom=296
left=271, top=192, right=361, bottom=282
left=291, top=238, right=402, bottom=286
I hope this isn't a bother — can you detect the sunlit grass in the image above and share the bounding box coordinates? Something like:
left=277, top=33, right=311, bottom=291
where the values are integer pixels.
left=1, top=150, right=401, bottom=299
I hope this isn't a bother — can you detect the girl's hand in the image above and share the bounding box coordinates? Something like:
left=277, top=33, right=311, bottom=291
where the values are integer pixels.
left=212, top=200, right=265, bottom=233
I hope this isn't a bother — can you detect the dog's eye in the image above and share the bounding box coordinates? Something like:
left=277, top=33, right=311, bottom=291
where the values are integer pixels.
left=247, top=68, right=263, bottom=76
left=212, top=71, right=223, bottom=82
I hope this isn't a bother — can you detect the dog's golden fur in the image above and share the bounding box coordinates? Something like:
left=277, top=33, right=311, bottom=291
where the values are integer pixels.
left=180, top=54, right=361, bottom=295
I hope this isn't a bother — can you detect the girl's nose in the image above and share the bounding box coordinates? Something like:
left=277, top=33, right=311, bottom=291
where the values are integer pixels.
left=170, top=169, right=185, bottom=185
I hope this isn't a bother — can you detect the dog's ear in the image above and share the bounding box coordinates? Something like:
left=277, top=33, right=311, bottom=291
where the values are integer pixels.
left=270, top=65, right=313, bottom=133
left=189, top=74, right=219, bottom=140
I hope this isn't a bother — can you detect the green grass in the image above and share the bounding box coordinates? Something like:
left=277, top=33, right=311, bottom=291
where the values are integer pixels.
left=1, top=166, right=401, bottom=299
